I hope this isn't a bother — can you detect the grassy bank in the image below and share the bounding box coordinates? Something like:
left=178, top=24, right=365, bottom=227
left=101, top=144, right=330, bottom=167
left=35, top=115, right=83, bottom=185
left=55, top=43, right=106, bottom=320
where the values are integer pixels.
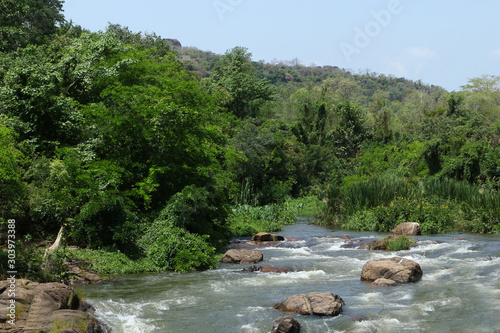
left=319, top=175, right=500, bottom=234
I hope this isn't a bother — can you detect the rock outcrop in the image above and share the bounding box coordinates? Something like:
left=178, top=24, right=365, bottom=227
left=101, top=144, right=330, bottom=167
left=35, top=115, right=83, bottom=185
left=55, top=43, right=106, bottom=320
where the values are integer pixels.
left=220, top=249, right=263, bottom=264
left=0, top=279, right=109, bottom=332
left=273, top=292, right=345, bottom=316
left=67, top=259, right=102, bottom=285
left=391, top=222, right=421, bottom=236
left=361, top=257, right=423, bottom=284
left=165, top=38, right=182, bottom=48
left=271, top=315, right=301, bottom=333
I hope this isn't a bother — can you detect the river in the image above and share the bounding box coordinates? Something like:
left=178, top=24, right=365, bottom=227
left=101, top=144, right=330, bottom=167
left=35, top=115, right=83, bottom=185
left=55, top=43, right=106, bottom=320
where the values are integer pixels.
left=78, top=218, right=500, bottom=332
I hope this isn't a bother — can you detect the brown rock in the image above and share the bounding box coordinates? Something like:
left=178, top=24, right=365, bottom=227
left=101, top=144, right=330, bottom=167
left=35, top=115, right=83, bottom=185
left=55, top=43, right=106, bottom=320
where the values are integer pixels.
left=271, top=315, right=301, bottom=333
left=67, top=264, right=102, bottom=285
left=391, top=222, right=421, bottom=236
left=273, top=292, right=345, bottom=316
left=220, top=249, right=263, bottom=264
left=0, top=279, right=108, bottom=332
left=252, top=232, right=285, bottom=242
left=261, top=266, right=292, bottom=273
left=361, top=257, right=423, bottom=283
left=371, top=278, right=398, bottom=287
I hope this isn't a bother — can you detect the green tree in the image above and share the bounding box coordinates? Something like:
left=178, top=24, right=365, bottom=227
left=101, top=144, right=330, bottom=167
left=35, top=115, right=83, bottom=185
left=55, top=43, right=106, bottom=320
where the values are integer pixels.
left=0, top=0, right=65, bottom=51
left=0, top=121, right=26, bottom=226
left=211, top=46, right=274, bottom=118
left=0, top=32, right=128, bottom=153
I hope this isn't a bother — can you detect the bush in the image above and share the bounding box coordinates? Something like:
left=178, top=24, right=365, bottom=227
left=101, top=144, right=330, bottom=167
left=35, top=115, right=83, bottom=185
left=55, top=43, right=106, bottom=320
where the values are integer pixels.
left=383, top=235, right=416, bottom=251
left=66, top=248, right=158, bottom=275
left=71, top=191, right=138, bottom=249
left=1, top=244, right=68, bottom=282
left=157, top=185, right=230, bottom=237
left=145, top=219, right=219, bottom=272
left=225, top=201, right=297, bottom=238
left=343, top=196, right=457, bottom=234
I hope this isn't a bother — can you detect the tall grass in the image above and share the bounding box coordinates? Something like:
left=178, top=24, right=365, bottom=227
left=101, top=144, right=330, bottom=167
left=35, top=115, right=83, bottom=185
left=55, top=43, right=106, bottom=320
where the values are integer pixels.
left=342, top=175, right=417, bottom=215
left=424, top=178, right=500, bottom=214
left=320, top=175, right=499, bottom=233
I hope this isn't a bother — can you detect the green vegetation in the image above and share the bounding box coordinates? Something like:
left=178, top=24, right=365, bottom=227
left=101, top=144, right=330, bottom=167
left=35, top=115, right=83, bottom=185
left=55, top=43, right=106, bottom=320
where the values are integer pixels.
left=0, top=0, right=499, bottom=279
left=371, top=235, right=416, bottom=251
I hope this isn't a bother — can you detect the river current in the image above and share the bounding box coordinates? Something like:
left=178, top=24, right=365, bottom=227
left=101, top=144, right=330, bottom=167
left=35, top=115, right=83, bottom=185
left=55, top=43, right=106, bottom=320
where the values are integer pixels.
left=79, top=218, right=500, bottom=332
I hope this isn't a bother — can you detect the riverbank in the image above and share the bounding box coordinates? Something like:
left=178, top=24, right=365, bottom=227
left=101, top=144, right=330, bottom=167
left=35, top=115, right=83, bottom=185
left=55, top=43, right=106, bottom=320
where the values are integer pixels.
left=0, top=279, right=109, bottom=333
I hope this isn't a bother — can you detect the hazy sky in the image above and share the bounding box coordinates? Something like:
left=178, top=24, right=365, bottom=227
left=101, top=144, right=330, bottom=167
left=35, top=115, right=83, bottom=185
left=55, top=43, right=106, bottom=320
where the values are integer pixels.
left=62, top=0, right=500, bottom=91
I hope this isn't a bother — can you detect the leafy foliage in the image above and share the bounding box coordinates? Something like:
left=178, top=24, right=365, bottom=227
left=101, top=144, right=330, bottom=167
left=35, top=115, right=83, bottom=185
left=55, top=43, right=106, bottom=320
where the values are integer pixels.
left=1, top=10, right=499, bottom=279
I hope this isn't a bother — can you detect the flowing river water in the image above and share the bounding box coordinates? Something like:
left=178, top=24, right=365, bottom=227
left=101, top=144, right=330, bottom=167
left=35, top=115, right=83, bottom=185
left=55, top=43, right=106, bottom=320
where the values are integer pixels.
left=78, top=218, right=500, bottom=332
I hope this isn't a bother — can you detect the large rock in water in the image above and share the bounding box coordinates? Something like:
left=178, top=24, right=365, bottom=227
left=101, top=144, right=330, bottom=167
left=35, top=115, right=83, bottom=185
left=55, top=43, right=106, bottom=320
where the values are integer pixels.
left=273, top=292, right=345, bottom=316
left=391, top=222, right=421, bottom=235
left=361, top=257, right=423, bottom=283
left=271, top=316, right=301, bottom=333
left=252, top=232, right=285, bottom=242
left=0, top=279, right=109, bottom=332
left=220, top=249, right=263, bottom=264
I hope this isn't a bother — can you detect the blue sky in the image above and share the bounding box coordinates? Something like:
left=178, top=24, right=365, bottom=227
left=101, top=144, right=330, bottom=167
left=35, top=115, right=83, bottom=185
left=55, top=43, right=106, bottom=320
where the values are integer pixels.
left=63, top=0, right=500, bottom=91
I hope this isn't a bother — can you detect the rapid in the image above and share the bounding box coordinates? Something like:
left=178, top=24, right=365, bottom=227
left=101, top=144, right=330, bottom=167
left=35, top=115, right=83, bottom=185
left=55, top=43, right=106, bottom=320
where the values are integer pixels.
left=78, top=218, right=500, bottom=332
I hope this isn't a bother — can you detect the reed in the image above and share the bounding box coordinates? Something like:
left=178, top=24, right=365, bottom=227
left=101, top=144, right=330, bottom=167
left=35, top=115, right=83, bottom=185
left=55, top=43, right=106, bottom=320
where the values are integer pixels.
left=342, top=174, right=416, bottom=215
left=424, top=178, right=500, bottom=216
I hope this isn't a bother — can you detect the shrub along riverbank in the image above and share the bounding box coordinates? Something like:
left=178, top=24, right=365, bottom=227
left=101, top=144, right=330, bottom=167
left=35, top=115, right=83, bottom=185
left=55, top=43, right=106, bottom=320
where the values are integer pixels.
left=319, top=175, right=500, bottom=234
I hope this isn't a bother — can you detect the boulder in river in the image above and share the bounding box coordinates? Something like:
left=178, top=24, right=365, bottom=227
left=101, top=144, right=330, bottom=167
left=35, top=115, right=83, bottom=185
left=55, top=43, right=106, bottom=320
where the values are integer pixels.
left=271, top=315, right=301, bottom=333
left=273, top=292, right=345, bottom=316
left=0, top=279, right=109, bottom=332
left=252, top=232, right=285, bottom=242
left=361, top=257, right=423, bottom=283
left=391, top=222, right=421, bottom=236
left=220, top=249, right=263, bottom=264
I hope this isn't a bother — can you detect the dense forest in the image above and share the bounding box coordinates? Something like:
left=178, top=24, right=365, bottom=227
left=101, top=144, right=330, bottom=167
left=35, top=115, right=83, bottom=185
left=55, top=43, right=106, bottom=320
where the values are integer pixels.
left=1, top=0, right=499, bottom=279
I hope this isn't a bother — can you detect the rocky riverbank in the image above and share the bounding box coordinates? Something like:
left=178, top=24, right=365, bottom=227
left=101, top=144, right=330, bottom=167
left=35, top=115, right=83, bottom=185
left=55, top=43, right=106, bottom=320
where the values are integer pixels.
left=0, top=279, right=109, bottom=333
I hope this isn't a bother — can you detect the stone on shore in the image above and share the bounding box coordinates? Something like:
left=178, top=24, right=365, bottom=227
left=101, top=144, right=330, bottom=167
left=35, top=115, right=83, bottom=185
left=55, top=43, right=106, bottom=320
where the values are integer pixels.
left=0, top=279, right=109, bottom=332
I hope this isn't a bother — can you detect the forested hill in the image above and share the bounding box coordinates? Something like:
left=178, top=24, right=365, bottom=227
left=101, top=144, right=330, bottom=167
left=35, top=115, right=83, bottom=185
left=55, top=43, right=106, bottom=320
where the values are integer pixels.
left=0, top=1, right=499, bottom=278
left=180, top=43, right=447, bottom=109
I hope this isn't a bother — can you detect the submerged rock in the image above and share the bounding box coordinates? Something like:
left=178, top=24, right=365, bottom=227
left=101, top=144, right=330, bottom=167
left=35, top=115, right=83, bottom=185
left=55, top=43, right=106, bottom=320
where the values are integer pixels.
left=241, top=265, right=293, bottom=273
left=271, top=315, right=301, bottom=333
left=391, top=222, right=421, bottom=236
left=220, top=249, right=263, bottom=264
left=273, top=292, right=345, bottom=316
left=361, top=257, right=423, bottom=283
left=0, top=279, right=109, bottom=332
